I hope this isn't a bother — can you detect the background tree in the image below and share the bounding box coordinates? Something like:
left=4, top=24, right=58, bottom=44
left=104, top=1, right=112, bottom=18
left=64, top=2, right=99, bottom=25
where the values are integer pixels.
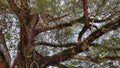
left=0, top=0, right=120, bottom=68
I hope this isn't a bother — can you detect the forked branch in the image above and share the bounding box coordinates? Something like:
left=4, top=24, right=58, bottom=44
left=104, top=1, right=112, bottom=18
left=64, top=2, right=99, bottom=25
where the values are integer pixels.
left=39, top=18, right=120, bottom=67
left=78, top=0, right=89, bottom=44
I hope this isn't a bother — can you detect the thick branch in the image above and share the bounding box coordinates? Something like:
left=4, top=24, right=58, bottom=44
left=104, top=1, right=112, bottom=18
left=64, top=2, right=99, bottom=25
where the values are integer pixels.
left=39, top=19, right=120, bottom=67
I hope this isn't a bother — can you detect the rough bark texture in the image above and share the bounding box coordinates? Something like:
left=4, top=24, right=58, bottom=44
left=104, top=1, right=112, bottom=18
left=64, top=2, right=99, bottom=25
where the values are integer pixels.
left=0, top=0, right=118, bottom=68
left=13, top=12, right=40, bottom=68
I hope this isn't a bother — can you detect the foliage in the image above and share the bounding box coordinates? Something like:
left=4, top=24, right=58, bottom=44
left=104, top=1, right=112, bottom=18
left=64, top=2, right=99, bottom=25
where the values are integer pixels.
left=0, top=0, right=120, bottom=68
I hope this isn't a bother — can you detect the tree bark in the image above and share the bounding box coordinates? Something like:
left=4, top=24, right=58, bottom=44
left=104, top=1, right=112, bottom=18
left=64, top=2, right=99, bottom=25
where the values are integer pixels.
left=6, top=0, right=120, bottom=68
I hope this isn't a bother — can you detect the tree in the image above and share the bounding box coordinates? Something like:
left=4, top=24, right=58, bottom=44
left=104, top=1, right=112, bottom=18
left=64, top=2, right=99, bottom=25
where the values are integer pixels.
left=0, top=0, right=120, bottom=68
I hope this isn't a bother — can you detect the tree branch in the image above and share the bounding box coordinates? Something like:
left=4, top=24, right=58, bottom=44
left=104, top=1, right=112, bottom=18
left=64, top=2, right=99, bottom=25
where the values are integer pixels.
left=34, top=42, right=77, bottom=47
left=73, top=55, right=120, bottom=64
left=73, top=55, right=90, bottom=61
left=7, top=0, right=20, bottom=16
left=83, top=0, right=89, bottom=26
left=30, top=13, right=39, bottom=30
left=39, top=18, right=120, bottom=67
left=34, top=41, right=100, bottom=48
left=78, top=0, right=89, bottom=44
left=48, top=13, right=70, bottom=22
left=78, top=26, right=89, bottom=44
left=34, top=15, right=107, bottom=36
left=20, top=0, right=28, bottom=9
left=34, top=17, right=83, bottom=36
left=0, top=29, right=11, bottom=66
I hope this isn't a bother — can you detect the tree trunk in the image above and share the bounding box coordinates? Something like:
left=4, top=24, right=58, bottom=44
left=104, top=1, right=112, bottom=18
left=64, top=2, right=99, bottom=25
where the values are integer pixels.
left=12, top=12, right=41, bottom=68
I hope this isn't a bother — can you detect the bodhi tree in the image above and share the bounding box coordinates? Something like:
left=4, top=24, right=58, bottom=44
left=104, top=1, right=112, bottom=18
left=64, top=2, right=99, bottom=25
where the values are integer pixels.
left=0, top=0, right=120, bottom=68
